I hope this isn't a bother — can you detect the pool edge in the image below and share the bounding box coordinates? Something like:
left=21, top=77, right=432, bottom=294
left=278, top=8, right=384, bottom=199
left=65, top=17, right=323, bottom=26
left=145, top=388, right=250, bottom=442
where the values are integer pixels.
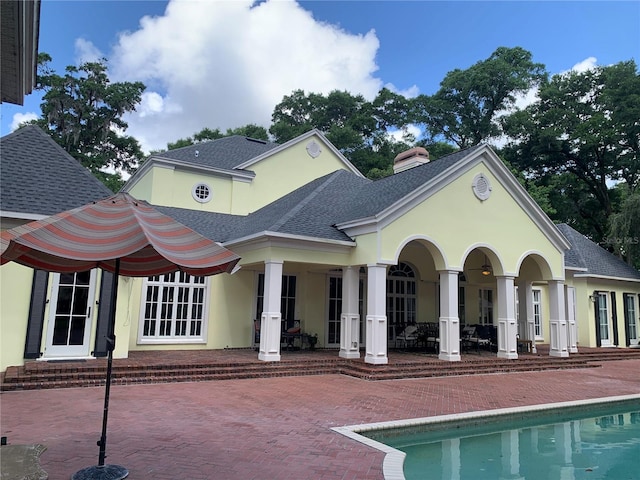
left=331, top=393, right=640, bottom=480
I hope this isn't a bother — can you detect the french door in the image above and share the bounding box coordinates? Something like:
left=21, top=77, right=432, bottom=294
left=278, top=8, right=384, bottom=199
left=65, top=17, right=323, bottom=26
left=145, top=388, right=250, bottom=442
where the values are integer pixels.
left=596, top=292, right=612, bottom=346
left=45, top=270, right=97, bottom=357
left=623, top=294, right=639, bottom=346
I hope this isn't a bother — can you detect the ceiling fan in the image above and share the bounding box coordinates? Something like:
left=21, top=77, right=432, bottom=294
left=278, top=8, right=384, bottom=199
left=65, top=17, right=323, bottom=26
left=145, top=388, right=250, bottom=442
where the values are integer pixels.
left=469, top=254, right=492, bottom=276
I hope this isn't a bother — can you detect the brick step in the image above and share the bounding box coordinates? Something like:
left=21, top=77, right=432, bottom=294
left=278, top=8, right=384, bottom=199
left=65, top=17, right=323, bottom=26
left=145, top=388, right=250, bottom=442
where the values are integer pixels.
left=1, top=364, right=339, bottom=391
left=2, top=360, right=340, bottom=383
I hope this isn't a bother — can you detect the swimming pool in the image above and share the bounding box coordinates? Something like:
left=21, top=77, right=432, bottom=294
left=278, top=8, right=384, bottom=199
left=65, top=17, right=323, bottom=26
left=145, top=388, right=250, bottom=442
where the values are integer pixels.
left=332, top=394, right=640, bottom=480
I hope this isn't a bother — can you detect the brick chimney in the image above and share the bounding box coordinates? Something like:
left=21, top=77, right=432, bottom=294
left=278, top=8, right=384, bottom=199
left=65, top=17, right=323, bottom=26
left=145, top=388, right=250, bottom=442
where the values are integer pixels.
left=393, top=147, right=430, bottom=174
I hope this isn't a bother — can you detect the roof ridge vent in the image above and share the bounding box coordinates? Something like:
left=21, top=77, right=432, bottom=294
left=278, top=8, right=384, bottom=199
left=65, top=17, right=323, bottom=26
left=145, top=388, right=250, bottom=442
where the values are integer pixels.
left=393, top=146, right=429, bottom=174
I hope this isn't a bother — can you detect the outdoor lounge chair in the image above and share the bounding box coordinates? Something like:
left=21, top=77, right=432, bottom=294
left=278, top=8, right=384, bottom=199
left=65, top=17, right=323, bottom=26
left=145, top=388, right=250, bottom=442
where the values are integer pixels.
left=395, top=324, right=419, bottom=349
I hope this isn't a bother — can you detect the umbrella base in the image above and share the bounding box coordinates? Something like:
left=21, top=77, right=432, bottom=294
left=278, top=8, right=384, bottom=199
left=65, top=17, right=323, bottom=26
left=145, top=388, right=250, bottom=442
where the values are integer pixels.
left=71, top=464, right=129, bottom=480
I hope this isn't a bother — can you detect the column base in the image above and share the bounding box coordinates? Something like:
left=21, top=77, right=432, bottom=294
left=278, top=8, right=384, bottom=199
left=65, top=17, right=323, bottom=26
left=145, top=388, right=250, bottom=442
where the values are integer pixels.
left=549, top=350, right=569, bottom=358
left=438, top=352, right=460, bottom=362
left=339, top=350, right=360, bottom=359
left=258, top=352, right=281, bottom=362
left=364, top=355, right=388, bottom=365
left=497, top=351, right=518, bottom=360
left=569, top=346, right=578, bottom=354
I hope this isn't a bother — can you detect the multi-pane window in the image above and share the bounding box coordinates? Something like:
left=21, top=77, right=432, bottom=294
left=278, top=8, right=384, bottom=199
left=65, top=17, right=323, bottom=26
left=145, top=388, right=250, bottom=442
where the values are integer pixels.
left=255, top=274, right=297, bottom=334
left=478, top=289, right=493, bottom=325
left=140, top=272, right=208, bottom=342
left=386, top=263, right=417, bottom=339
left=328, top=277, right=342, bottom=345
left=532, top=289, right=542, bottom=338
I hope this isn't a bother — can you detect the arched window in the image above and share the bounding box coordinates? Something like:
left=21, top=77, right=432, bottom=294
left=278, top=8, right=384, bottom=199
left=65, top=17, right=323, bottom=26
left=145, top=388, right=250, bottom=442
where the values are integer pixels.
left=387, top=262, right=417, bottom=341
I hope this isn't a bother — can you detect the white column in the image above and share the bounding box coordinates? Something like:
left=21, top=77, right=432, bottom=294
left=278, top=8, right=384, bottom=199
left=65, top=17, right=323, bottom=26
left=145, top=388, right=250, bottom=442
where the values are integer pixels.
left=441, top=438, right=461, bottom=480
left=365, top=264, right=388, bottom=365
left=565, top=285, right=578, bottom=353
left=340, top=266, right=361, bottom=359
left=258, top=260, right=283, bottom=362
left=517, top=280, right=537, bottom=353
left=499, top=430, right=524, bottom=480
left=496, top=275, right=518, bottom=359
left=548, top=280, right=569, bottom=358
left=438, top=270, right=460, bottom=361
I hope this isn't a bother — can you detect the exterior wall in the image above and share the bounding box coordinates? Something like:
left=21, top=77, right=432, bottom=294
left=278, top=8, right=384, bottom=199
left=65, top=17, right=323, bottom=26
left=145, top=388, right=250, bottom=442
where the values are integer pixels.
left=378, top=163, right=565, bottom=277
left=247, top=134, right=351, bottom=212
left=128, top=134, right=354, bottom=216
left=0, top=263, right=33, bottom=372
left=0, top=265, right=131, bottom=372
left=565, top=275, right=640, bottom=347
left=127, top=166, right=237, bottom=214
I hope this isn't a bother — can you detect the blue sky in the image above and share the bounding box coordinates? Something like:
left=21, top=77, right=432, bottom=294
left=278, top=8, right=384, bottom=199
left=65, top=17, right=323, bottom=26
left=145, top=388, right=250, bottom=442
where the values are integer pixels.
left=1, top=0, right=638, bottom=152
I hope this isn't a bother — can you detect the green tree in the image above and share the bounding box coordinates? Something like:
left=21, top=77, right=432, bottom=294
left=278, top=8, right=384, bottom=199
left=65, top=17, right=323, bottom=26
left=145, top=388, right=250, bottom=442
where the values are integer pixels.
left=270, top=89, right=419, bottom=178
left=34, top=53, right=146, bottom=191
left=608, top=191, right=640, bottom=269
left=503, top=60, right=640, bottom=241
left=412, top=47, right=546, bottom=148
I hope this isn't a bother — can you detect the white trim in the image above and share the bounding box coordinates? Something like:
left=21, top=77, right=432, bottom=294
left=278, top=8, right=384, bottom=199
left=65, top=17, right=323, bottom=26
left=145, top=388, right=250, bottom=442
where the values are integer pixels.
left=224, top=230, right=356, bottom=253
left=0, top=210, right=47, bottom=221
left=234, top=129, right=365, bottom=178
left=123, top=156, right=255, bottom=192
left=574, top=273, right=640, bottom=283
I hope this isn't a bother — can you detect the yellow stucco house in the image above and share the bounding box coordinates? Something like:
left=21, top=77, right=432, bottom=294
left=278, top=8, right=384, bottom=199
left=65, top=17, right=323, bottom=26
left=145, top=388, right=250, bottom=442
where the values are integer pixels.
left=1, top=125, right=639, bottom=373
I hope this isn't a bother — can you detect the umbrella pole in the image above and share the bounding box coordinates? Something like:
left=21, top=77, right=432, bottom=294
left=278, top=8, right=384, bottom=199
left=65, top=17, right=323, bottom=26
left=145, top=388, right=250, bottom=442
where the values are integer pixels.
left=72, top=260, right=128, bottom=480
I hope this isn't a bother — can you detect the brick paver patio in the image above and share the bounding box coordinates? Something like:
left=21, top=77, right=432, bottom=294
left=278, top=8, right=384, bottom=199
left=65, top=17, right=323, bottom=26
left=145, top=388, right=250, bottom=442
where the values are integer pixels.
left=1, top=358, right=639, bottom=479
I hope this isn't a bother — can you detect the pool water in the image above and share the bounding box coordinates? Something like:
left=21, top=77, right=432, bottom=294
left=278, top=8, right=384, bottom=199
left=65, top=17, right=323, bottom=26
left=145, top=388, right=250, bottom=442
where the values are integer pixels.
left=383, top=405, right=640, bottom=480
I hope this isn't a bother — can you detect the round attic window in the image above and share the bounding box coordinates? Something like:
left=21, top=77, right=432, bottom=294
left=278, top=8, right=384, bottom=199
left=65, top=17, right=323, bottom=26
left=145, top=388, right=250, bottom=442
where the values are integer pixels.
left=472, top=173, right=491, bottom=201
left=192, top=183, right=212, bottom=203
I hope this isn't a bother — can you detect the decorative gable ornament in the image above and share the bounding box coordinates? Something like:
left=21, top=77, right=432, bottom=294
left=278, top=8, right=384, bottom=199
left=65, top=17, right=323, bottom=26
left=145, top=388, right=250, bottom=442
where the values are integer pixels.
left=306, top=140, right=322, bottom=158
left=472, top=173, right=491, bottom=201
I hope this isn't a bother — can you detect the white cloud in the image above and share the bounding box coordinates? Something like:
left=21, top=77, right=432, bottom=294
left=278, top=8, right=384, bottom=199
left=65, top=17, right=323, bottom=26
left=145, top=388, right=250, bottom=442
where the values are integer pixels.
left=75, top=38, right=104, bottom=64
left=384, top=82, right=420, bottom=98
left=569, top=57, right=598, bottom=74
left=387, top=124, right=421, bottom=144
left=108, top=0, right=382, bottom=153
left=10, top=112, right=39, bottom=131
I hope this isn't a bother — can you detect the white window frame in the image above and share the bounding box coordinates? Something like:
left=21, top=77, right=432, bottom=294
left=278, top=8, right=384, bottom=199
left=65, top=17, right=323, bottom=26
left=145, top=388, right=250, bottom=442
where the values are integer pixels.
left=532, top=288, right=543, bottom=339
left=138, top=272, right=210, bottom=344
left=478, top=289, right=493, bottom=325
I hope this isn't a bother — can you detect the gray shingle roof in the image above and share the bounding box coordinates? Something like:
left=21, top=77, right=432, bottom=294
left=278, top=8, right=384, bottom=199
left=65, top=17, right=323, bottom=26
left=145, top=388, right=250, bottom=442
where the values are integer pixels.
left=1, top=125, right=113, bottom=217
left=154, top=135, right=279, bottom=171
left=557, top=223, right=640, bottom=281
left=150, top=147, right=478, bottom=245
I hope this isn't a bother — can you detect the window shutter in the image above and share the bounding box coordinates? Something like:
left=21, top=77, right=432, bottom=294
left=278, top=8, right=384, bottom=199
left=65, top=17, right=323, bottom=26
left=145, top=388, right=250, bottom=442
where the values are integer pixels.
left=594, top=294, right=601, bottom=347
left=93, top=270, right=115, bottom=357
left=611, top=292, right=619, bottom=347
left=24, top=270, right=49, bottom=359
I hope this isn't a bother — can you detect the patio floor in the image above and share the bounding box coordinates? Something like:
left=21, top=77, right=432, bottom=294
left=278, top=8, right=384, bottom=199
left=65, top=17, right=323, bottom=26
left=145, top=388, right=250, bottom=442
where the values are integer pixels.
left=1, top=351, right=639, bottom=479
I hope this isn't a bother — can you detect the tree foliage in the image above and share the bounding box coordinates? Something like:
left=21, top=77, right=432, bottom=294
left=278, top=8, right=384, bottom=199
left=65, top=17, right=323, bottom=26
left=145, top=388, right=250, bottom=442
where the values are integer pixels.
left=608, top=191, right=640, bottom=268
left=164, top=124, right=269, bottom=151
left=412, top=47, right=546, bottom=148
left=503, top=60, right=640, bottom=242
left=33, top=53, right=146, bottom=191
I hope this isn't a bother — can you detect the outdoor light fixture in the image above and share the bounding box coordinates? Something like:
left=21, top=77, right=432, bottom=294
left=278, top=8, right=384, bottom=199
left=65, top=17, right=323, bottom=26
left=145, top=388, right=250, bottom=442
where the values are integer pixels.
left=480, top=254, right=492, bottom=276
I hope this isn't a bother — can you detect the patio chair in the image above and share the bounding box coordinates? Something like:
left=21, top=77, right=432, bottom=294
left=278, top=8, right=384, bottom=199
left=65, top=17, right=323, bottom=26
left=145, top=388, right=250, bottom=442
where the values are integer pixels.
left=423, top=322, right=439, bottom=352
left=281, top=320, right=303, bottom=350
left=395, top=324, right=419, bottom=349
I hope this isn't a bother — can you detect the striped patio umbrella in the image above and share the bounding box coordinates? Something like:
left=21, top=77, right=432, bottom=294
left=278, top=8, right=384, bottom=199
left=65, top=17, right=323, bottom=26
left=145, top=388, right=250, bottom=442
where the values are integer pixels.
left=1, top=192, right=240, bottom=276
left=1, top=192, right=240, bottom=480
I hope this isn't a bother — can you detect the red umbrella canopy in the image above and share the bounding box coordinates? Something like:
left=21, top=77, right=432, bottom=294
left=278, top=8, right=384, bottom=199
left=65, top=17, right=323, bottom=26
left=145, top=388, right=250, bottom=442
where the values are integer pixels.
left=1, top=192, right=240, bottom=277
